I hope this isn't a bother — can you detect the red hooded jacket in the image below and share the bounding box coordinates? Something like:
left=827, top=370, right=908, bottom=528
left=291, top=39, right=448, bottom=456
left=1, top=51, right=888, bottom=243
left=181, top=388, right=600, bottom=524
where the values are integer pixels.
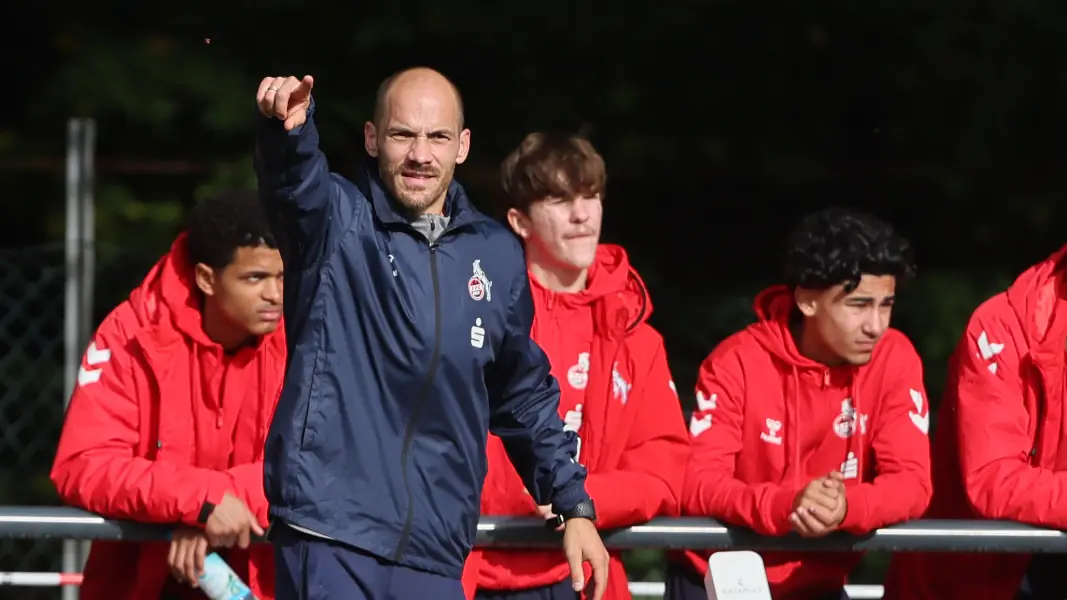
left=679, top=285, right=932, bottom=600
left=50, top=234, right=285, bottom=600
left=885, top=246, right=1067, bottom=600
left=473, top=245, right=689, bottom=599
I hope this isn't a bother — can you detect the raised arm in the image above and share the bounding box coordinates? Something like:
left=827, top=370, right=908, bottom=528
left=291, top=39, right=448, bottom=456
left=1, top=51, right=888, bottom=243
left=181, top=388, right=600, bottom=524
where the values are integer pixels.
left=253, top=75, right=344, bottom=268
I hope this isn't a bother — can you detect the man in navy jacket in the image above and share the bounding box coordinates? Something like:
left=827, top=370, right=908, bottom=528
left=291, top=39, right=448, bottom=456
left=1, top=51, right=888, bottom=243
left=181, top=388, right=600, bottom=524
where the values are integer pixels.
left=255, top=68, right=609, bottom=600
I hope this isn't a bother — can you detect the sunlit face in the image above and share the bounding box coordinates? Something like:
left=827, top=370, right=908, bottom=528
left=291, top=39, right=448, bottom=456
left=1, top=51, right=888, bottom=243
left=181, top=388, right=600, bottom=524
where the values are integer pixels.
left=795, top=274, right=897, bottom=366
left=508, top=194, right=603, bottom=273
left=363, top=80, right=470, bottom=215
left=195, top=245, right=284, bottom=339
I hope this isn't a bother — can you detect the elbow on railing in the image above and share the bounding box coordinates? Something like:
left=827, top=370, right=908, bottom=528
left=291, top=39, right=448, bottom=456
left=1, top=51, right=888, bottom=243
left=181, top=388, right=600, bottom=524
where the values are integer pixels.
left=963, top=464, right=1022, bottom=521
left=909, top=475, right=934, bottom=519
left=48, top=461, right=81, bottom=508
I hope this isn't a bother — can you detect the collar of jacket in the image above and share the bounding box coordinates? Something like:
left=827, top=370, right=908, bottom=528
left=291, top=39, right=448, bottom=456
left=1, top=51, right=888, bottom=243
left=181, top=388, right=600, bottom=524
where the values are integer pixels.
left=353, top=159, right=484, bottom=230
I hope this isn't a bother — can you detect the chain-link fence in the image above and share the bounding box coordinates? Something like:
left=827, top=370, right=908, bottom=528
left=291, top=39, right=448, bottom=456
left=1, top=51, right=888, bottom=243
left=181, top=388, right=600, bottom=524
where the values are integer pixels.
left=0, top=243, right=67, bottom=600
left=0, top=241, right=163, bottom=600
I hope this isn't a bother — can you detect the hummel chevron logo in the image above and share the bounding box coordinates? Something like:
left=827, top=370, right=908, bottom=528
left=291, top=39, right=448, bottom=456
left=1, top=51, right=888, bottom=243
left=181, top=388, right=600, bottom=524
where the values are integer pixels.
left=77, top=342, right=111, bottom=387
left=977, top=331, right=1004, bottom=374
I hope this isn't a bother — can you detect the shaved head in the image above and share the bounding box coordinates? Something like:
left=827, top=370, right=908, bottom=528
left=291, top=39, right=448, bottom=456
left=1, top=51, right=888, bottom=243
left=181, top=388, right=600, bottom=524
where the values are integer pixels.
left=364, top=67, right=471, bottom=216
left=373, top=67, right=465, bottom=130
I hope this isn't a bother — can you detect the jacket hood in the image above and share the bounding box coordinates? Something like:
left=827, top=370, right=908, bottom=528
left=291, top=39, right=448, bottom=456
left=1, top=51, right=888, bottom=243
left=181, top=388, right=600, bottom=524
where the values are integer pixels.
left=126, top=233, right=216, bottom=347
left=1005, top=245, right=1067, bottom=347
left=749, top=284, right=827, bottom=370
left=529, top=244, right=652, bottom=336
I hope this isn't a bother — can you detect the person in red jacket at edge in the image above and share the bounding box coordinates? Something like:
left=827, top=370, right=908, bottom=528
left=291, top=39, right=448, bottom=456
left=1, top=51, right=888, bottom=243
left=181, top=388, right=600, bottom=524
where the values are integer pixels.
left=665, top=208, right=933, bottom=600
left=50, top=190, right=286, bottom=600
left=464, top=132, right=689, bottom=600
left=884, top=244, right=1067, bottom=600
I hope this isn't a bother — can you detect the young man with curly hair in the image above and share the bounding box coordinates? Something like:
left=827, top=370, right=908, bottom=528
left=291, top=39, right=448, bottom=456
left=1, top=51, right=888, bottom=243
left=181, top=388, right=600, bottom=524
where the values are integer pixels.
left=52, top=190, right=286, bottom=600
left=666, top=209, right=933, bottom=600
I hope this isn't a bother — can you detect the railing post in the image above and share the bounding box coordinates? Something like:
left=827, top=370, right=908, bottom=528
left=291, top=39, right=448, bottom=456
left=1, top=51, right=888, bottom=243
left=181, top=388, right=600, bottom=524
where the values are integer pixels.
left=63, top=117, right=96, bottom=600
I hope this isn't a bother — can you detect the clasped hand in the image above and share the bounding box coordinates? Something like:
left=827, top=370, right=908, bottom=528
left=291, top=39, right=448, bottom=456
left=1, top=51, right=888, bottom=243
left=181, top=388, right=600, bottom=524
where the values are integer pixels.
left=789, top=471, right=847, bottom=538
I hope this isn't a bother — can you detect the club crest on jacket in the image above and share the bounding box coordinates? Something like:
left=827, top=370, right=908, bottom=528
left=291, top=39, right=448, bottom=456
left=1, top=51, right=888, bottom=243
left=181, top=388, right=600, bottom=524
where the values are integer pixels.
left=468, top=259, right=492, bottom=302
left=567, top=352, right=590, bottom=390
left=833, top=398, right=858, bottom=439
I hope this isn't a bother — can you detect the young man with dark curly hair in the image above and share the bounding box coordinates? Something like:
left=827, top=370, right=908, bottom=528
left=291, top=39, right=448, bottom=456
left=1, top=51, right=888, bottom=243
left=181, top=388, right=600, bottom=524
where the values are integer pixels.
left=665, top=208, right=933, bottom=600
left=51, top=190, right=286, bottom=600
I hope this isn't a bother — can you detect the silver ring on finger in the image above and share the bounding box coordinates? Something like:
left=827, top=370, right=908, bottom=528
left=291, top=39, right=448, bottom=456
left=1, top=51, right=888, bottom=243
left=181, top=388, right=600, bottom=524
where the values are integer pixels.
left=267, top=85, right=280, bottom=92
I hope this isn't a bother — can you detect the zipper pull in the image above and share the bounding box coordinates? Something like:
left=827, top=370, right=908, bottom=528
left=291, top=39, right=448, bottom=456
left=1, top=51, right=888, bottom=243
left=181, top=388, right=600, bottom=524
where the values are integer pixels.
left=216, top=411, right=223, bottom=429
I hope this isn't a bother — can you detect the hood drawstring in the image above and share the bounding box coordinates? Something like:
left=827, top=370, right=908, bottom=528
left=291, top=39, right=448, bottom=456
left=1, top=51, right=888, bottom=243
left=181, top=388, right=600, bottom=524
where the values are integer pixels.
left=188, top=347, right=204, bottom=465
left=785, top=366, right=863, bottom=488
left=256, top=355, right=269, bottom=459
left=788, top=367, right=801, bottom=488
left=849, top=377, right=864, bottom=483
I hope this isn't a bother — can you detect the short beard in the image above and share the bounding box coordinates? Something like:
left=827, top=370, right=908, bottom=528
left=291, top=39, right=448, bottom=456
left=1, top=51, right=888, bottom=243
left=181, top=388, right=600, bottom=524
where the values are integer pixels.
left=381, top=162, right=453, bottom=217
left=394, top=190, right=440, bottom=215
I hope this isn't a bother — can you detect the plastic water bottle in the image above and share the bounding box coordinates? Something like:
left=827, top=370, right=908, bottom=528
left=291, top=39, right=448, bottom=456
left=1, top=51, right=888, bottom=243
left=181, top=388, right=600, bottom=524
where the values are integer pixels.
left=197, top=552, right=257, bottom=600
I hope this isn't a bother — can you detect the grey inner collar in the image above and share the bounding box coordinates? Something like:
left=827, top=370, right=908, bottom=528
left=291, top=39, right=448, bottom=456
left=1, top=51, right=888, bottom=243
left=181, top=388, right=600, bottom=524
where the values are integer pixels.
left=411, top=213, right=451, bottom=244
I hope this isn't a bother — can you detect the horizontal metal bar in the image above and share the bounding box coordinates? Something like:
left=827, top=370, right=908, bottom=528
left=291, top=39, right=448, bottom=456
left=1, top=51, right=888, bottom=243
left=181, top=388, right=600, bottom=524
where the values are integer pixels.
left=0, top=507, right=171, bottom=542
left=480, top=516, right=1067, bottom=553
left=1, top=508, right=1065, bottom=553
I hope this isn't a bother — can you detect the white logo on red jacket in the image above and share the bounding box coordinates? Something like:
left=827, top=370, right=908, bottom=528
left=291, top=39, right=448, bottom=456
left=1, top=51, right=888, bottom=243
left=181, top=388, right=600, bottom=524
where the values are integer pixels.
left=833, top=398, right=857, bottom=439
left=760, top=418, right=783, bottom=445
left=690, top=413, right=712, bottom=437
left=977, top=330, right=1004, bottom=374
left=563, top=403, right=583, bottom=432
left=909, top=388, right=929, bottom=434
left=696, top=390, right=717, bottom=412
left=690, top=390, right=718, bottom=437
left=77, top=342, right=111, bottom=387
left=832, top=398, right=869, bottom=439
left=468, top=259, right=492, bottom=302
left=611, top=363, right=631, bottom=404
left=563, top=404, right=584, bottom=463
left=841, top=451, right=858, bottom=479
left=567, top=352, right=590, bottom=390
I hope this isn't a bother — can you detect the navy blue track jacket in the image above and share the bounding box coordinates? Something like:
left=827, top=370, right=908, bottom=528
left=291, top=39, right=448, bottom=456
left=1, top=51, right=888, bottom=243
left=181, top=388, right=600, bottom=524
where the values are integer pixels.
left=256, top=103, right=589, bottom=579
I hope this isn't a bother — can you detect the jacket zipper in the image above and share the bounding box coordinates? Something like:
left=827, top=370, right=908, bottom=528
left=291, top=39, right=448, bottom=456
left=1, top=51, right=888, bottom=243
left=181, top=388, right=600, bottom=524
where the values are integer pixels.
left=394, top=241, right=444, bottom=561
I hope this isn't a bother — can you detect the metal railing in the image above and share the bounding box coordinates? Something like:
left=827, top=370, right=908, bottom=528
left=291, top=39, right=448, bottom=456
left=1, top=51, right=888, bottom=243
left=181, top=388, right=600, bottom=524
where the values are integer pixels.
left=2, top=507, right=1065, bottom=599
left=1, top=506, right=1065, bottom=552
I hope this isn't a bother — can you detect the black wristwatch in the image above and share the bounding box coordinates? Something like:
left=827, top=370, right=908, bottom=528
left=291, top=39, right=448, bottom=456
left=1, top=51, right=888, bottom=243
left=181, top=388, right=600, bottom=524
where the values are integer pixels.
left=547, top=498, right=597, bottom=529
left=197, top=501, right=215, bottom=525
